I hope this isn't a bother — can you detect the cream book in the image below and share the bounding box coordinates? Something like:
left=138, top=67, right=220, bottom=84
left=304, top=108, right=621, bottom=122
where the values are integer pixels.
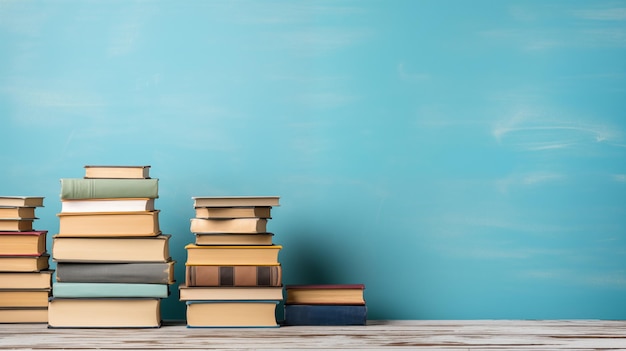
left=84, top=165, right=151, bottom=179
left=52, top=235, right=170, bottom=262
left=61, top=198, right=155, bottom=213
left=179, top=286, right=284, bottom=301
left=48, top=298, right=161, bottom=328
left=57, top=211, right=160, bottom=237
left=0, top=196, right=44, bottom=207
left=194, top=206, right=272, bottom=219
left=190, top=218, right=267, bottom=234
left=192, top=196, right=279, bottom=208
left=185, top=245, right=281, bottom=265
left=186, top=301, right=279, bottom=328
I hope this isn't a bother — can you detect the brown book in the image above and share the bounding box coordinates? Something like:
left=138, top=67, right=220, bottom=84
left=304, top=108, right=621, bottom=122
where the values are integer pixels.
left=192, top=196, right=279, bottom=208
left=0, top=197, right=44, bottom=208
left=0, top=219, right=35, bottom=232
left=0, top=307, right=48, bottom=323
left=0, top=289, right=50, bottom=308
left=0, top=255, right=49, bottom=272
left=194, top=207, right=272, bottom=219
left=0, top=271, right=53, bottom=289
left=0, top=231, right=47, bottom=256
left=52, top=235, right=170, bottom=262
left=84, top=165, right=151, bottom=179
left=190, top=218, right=267, bottom=234
left=186, top=301, right=279, bottom=328
left=186, top=265, right=282, bottom=287
left=185, top=245, right=281, bottom=265
left=195, top=233, right=274, bottom=246
left=48, top=298, right=161, bottom=328
left=179, top=286, right=284, bottom=301
left=57, top=211, right=160, bottom=237
left=0, top=207, right=36, bottom=218
left=285, top=284, right=366, bottom=305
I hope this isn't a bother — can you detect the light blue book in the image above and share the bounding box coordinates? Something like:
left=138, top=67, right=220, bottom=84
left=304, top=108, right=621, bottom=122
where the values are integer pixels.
left=52, top=282, right=169, bottom=298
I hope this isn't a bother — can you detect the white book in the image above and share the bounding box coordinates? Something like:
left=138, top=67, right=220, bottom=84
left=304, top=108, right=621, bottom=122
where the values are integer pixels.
left=61, top=198, right=155, bottom=213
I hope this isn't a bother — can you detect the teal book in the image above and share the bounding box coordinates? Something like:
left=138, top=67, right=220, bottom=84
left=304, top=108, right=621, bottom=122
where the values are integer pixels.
left=60, top=178, right=159, bottom=199
left=52, top=282, right=169, bottom=298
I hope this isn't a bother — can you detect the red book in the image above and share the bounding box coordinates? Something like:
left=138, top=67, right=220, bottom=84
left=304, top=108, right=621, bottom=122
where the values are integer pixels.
left=285, top=284, right=366, bottom=305
left=0, top=231, right=48, bottom=256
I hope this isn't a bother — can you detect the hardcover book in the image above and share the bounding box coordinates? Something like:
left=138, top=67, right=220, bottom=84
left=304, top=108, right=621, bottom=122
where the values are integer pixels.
left=185, top=245, right=281, bottom=265
left=0, top=219, right=35, bottom=232
left=0, top=255, right=49, bottom=272
left=52, top=235, right=170, bottom=262
left=61, top=198, right=155, bottom=213
left=0, top=231, right=47, bottom=256
left=48, top=298, right=161, bottom=328
left=0, top=307, right=48, bottom=323
left=0, top=289, right=50, bottom=308
left=190, top=218, right=267, bottom=234
left=0, top=271, right=53, bottom=289
left=179, top=286, right=283, bottom=301
left=186, top=265, right=282, bottom=287
left=194, top=207, right=272, bottom=219
left=192, top=196, right=279, bottom=208
left=0, top=207, right=36, bottom=218
left=84, top=165, right=151, bottom=179
left=55, top=261, right=175, bottom=284
left=57, top=211, right=160, bottom=237
left=60, top=178, right=159, bottom=200
left=185, top=300, right=280, bottom=328
left=195, top=233, right=274, bottom=246
left=283, top=305, right=367, bottom=326
left=52, top=282, right=169, bottom=298
left=0, top=197, right=44, bottom=208
left=285, top=284, right=366, bottom=305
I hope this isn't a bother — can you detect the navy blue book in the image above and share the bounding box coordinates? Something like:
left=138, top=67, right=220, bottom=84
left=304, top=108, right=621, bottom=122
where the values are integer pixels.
left=283, top=304, right=367, bottom=326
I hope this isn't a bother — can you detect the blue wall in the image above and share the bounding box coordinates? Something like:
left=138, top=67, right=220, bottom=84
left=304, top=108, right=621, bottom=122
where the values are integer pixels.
left=2, top=0, right=625, bottom=320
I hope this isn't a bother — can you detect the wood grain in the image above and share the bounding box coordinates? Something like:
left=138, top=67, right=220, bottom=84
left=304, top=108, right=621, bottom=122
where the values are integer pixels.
left=0, top=320, right=625, bottom=350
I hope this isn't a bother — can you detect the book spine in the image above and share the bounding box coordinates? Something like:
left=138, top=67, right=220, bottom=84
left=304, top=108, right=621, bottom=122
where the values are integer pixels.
left=52, top=283, right=169, bottom=298
left=283, top=305, right=367, bottom=326
left=186, top=265, right=282, bottom=287
left=60, top=179, right=159, bottom=199
left=55, top=263, right=171, bottom=284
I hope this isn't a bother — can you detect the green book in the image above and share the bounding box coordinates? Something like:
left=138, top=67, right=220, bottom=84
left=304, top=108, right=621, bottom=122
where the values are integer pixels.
left=60, top=178, right=159, bottom=199
left=52, top=282, right=169, bottom=298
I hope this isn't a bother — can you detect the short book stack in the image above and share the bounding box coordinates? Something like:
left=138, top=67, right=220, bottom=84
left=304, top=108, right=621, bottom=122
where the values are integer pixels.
left=180, top=196, right=283, bottom=328
left=48, top=166, right=175, bottom=328
left=0, top=196, right=51, bottom=323
left=284, top=284, right=367, bottom=325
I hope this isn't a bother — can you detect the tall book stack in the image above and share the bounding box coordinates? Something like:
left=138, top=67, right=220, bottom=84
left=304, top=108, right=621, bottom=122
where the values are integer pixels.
left=284, top=284, right=367, bottom=326
left=180, top=196, right=283, bottom=328
left=0, top=196, right=51, bottom=323
left=48, top=166, right=175, bottom=328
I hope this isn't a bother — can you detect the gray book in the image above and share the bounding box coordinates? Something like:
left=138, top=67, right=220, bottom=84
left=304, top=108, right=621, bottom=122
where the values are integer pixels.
left=55, top=261, right=175, bottom=284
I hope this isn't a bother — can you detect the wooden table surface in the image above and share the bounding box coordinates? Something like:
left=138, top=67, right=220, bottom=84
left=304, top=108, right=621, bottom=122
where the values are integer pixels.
left=1, top=320, right=625, bottom=350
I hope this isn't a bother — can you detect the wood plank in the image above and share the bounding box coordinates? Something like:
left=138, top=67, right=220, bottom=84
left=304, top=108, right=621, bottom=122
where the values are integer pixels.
left=0, top=320, right=625, bottom=350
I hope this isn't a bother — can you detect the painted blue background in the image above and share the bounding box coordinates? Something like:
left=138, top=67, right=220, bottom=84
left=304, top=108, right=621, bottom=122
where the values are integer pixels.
left=2, top=0, right=625, bottom=320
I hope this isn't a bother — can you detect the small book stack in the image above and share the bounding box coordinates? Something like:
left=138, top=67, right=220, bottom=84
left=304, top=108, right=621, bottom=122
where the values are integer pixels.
left=180, top=196, right=283, bottom=328
left=48, top=166, right=175, bottom=328
left=284, top=284, right=367, bottom=325
left=0, top=196, right=51, bottom=323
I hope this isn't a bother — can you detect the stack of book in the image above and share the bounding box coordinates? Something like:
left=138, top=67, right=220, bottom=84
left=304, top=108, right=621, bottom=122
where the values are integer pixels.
left=180, top=196, right=283, bottom=327
left=48, top=166, right=175, bottom=328
left=284, top=284, right=367, bottom=325
left=0, top=196, right=50, bottom=323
